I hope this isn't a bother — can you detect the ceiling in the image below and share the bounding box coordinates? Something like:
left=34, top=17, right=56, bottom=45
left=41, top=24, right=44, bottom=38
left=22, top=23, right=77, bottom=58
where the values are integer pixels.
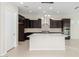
left=13, top=2, right=79, bottom=16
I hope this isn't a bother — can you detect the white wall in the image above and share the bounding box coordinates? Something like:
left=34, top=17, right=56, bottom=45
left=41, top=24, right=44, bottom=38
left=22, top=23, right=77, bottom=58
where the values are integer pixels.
left=0, top=3, right=18, bottom=56
left=0, top=3, right=7, bottom=56
left=70, top=12, right=79, bottom=39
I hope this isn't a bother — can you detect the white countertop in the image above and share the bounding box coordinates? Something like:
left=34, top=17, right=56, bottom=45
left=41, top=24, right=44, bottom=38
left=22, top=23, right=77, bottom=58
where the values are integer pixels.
left=24, top=28, right=62, bottom=33
left=28, top=33, right=66, bottom=37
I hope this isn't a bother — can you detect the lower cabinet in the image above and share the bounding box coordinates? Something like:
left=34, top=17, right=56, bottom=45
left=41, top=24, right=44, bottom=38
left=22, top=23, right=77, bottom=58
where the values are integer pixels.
left=18, top=24, right=25, bottom=41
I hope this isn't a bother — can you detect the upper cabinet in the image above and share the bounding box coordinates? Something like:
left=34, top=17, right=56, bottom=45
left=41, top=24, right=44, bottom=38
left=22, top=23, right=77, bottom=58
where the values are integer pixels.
left=24, top=19, right=41, bottom=28
left=62, top=18, right=70, bottom=27
left=50, top=19, right=62, bottom=28
left=19, top=15, right=25, bottom=25
left=24, top=19, right=30, bottom=28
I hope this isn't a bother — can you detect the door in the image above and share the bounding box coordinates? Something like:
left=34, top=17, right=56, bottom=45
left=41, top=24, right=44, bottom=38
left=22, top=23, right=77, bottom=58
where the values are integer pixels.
left=5, top=10, right=17, bottom=51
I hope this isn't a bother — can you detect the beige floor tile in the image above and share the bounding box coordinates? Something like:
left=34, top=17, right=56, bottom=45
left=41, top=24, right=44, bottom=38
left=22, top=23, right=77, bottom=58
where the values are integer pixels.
left=4, top=39, right=79, bottom=57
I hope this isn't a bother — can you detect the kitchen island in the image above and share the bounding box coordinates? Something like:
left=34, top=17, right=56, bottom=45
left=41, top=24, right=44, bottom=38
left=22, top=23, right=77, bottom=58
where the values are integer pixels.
left=28, top=33, right=65, bottom=50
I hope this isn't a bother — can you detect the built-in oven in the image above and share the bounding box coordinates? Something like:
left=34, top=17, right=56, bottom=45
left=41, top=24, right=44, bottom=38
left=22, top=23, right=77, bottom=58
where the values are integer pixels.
left=63, top=27, right=70, bottom=40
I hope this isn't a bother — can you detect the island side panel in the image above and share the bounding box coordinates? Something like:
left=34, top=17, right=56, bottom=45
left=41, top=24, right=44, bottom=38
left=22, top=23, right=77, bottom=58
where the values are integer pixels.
left=29, top=34, right=65, bottom=50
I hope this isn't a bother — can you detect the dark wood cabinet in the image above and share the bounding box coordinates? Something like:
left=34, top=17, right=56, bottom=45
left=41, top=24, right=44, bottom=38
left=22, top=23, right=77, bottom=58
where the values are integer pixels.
left=50, top=18, right=70, bottom=40
left=62, top=18, right=70, bottom=32
left=18, top=15, right=25, bottom=41
left=62, top=19, right=70, bottom=27
left=25, top=19, right=41, bottom=28
left=50, top=19, right=62, bottom=28
left=31, top=19, right=41, bottom=28
left=19, top=24, right=24, bottom=41
left=62, top=18, right=70, bottom=40
left=29, top=20, right=34, bottom=28
left=24, top=19, right=30, bottom=28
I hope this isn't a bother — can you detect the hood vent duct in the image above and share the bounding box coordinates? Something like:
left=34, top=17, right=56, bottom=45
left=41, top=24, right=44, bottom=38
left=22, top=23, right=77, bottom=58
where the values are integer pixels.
left=41, top=2, right=54, bottom=4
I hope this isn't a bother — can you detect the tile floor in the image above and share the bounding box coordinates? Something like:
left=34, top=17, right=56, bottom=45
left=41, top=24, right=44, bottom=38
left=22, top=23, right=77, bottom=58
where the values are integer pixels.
left=4, top=39, right=79, bottom=57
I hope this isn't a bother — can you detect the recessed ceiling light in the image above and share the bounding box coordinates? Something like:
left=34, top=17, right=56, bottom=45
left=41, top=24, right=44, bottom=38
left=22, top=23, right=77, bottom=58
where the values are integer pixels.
left=38, top=7, right=42, bottom=9
left=49, top=7, right=53, bottom=9
left=20, top=2, right=24, bottom=4
left=29, top=10, right=32, bottom=13
left=48, top=15, right=51, bottom=17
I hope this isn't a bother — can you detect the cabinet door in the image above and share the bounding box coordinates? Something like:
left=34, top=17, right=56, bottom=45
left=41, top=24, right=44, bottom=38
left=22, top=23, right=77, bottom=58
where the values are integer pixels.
left=50, top=19, right=62, bottom=28
left=57, top=20, right=62, bottom=28
left=29, top=20, right=41, bottom=28
left=19, top=24, right=24, bottom=41
left=31, top=20, right=34, bottom=28
left=62, top=19, right=70, bottom=27
left=32, top=20, right=36, bottom=28
left=24, top=19, right=29, bottom=28
left=50, top=20, right=57, bottom=28
left=38, top=20, right=41, bottom=28
left=52, top=21, right=57, bottom=28
left=33, top=20, right=41, bottom=28
left=29, top=20, right=33, bottom=28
